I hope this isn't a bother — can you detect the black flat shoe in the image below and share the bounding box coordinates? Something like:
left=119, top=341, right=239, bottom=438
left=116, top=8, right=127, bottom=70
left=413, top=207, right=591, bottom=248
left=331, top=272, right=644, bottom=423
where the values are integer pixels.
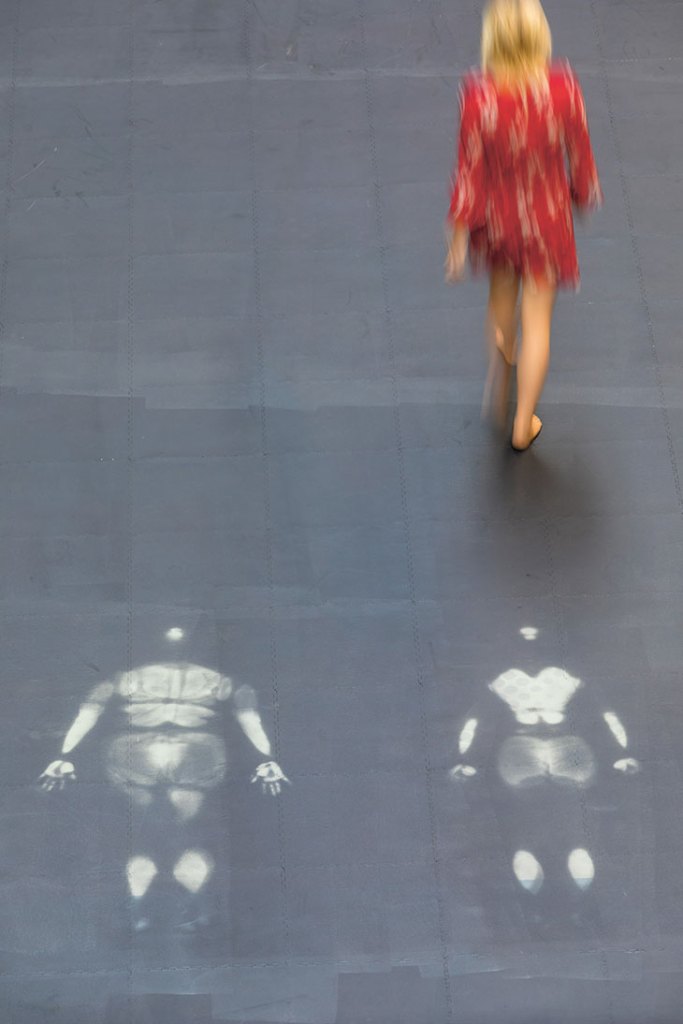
left=511, top=422, right=542, bottom=452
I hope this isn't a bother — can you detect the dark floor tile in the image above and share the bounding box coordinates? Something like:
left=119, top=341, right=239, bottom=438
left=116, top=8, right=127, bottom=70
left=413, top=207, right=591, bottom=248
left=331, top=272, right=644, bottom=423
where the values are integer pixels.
left=410, top=516, right=554, bottom=601
left=606, top=58, right=683, bottom=120
left=375, top=123, right=454, bottom=186
left=133, top=190, right=253, bottom=255
left=278, top=667, right=421, bottom=780
left=381, top=180, right=454, bottom=247
left=272, top=607, right=419, bottom=693
left=133, top=0, right=242, bottom=32
left=14, top=82, right=130, bottom=139
left=19, top=0, right=130, bottom=29
left=252, top=76, right=367, bottom=132
left=253, top=126, right=374, bottom=189
left=0, top=391, right=128, bottom=462
left=269, top=449, right=403, bottom=526
left=385, top=242, right=470, bottom=313
left=133, top=252, right=253, bottom=319
left=264, top=378, right=395, bottom=452
left=247, top=0, right=361, bottom=72
left=529, top=437, right=679, bottom=519
left=552, top=512, right=683, bottom=597
left=371, top=73, right=458, bottom=128
left=551, top=296, right=652, bottom=378
left=0, top=460, right=128, bottom=538
left=133, top=131, right=252, bottom=194
left=133, top=29, right=245, bottom=79
left=261, top=311, right=388, bottom=382
left=638, top=234, right=683, bottom=303
left=258, top=185, right=377, bottom=251
left=259, top=244, right=383, bottom=316
left=132, top=456, right=267, bottom=534
left=11, top=135, right=128, bottom=198
left=618, top=115, right=683, bottom=176
left=131, top=528, right=268, bottom=607
left=594, top=0, right=683, bottom=60
left=15, top=26, right=131, bottom=83
left=336, top=964, right=449, bottom=1024
left=360, top=0, right=479, bottom=70
left=9, top=196, right=129, bottom=259
left=6, top=256, right=128, bottom=323
left=134, top=79, right=250, bottom=135
left=2, top=320, right=128, bottom=397
left=627, top=173, right=683, bottom=240
left=134, top=405, right=261, bottom=459
left=131, top=316, right=259, bottom=406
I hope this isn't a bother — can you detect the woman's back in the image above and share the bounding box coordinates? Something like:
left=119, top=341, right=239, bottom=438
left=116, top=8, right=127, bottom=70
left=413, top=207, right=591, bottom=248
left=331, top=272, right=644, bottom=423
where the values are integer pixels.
left=448, top=59, right=601, bottom=289
left=464, top=62, right=578, bottom=173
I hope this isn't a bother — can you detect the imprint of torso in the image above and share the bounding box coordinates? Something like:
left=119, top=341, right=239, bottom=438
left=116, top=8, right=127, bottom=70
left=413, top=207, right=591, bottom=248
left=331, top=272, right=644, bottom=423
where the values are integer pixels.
left=113, top=663, right=231, bottom=730
left=497, top=734, right=595, bottom=789
left=490, top=668, right=595, bottom=788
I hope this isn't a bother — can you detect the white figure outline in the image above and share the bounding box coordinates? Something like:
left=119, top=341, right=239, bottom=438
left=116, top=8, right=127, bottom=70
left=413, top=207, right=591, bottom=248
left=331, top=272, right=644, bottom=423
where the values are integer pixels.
left=449, top=637, right=640, bottom=897
left=38, top=635, right=289, bottom=931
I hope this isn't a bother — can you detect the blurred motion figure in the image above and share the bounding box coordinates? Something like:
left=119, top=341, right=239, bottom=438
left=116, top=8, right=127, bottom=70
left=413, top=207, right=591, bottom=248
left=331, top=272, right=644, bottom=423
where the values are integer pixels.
left=445, top=0, right=602, bottom=450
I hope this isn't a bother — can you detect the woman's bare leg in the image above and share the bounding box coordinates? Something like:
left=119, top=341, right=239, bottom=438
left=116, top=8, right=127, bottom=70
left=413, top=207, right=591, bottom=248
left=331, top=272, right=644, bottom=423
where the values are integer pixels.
left=482, top=267, right=521, bottom=426
left=512, top=278, right=556, bottom=450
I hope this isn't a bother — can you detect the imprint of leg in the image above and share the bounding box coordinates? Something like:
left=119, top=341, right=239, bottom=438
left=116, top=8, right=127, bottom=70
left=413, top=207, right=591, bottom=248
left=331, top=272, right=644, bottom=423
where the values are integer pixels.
left=567, top=848, right=595, bottom=890
left=168, top=787, right=205, bottom=822
left=173, top=849, right=215, bottom=893
left=126, top=855, right=158, bottom=898
left=513, top=849, right=544, bottom=893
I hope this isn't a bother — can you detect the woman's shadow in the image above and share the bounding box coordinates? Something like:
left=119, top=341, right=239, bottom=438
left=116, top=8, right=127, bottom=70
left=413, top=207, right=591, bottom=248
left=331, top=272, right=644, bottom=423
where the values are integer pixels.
left=473, top=432, right=606, bottom=583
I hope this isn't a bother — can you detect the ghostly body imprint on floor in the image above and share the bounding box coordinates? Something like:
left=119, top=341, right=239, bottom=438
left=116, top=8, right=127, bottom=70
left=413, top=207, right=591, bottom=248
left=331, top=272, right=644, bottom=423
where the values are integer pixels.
left=38, top=630, right=289, bottom=933
left=450, top=653, right=639, bottom=898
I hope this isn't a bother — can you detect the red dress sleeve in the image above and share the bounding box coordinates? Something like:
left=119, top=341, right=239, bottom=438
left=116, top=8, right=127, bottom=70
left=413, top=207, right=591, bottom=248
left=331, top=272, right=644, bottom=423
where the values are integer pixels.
left=447, top=76, right=487, bottom=230
left=564, top=68, right=603, bottom=211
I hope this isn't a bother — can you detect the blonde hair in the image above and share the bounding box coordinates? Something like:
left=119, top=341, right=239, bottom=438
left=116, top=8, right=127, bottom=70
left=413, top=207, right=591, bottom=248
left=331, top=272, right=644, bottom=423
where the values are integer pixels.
left=481, top=0, right=552, bottom=87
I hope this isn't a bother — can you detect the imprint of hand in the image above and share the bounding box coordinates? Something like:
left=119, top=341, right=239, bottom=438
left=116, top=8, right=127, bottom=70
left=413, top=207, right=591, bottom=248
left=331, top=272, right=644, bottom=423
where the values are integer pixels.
left=613, top=758, right=640, bottom=775
left=251, top=761, right=291, bottom=796
left=38, top=760, right=77, bottom=792
left=449, top=764, right=477, bottom=780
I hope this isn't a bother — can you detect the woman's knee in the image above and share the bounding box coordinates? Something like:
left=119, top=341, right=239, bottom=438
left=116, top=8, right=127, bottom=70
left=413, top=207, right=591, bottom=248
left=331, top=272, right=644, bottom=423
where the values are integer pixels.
left=521, top=279, right=556, bottom=326
left=488, top=271, right=521, bottom=343
left=489, top=267, right=520, bottom=302
left=522, top=274, right=556, bottom=304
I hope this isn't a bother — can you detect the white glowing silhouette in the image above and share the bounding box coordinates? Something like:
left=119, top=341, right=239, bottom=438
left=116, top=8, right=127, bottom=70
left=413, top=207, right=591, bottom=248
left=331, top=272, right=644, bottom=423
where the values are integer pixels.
left=567, top=848, right=595, bottom=890
left=603, top=711, right=628, bottom=749
left=491, top=666, right=580, bottom=726
left=459, top=718, right=478, bottom=755
left=513, top=850, right=544, bottom=893
left=449, top=657, right=640, bottom=898
left=39, top=639, right=289, bottom=933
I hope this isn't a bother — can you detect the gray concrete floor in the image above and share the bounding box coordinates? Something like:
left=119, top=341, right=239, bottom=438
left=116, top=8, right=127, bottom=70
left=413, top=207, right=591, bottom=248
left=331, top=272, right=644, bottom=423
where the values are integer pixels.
left=1, top=0, right=683, bottom=1021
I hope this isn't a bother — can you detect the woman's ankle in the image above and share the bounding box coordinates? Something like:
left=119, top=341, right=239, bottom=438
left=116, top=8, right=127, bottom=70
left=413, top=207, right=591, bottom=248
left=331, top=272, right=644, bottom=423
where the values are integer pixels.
left=512, top=412, right=539, bottom=444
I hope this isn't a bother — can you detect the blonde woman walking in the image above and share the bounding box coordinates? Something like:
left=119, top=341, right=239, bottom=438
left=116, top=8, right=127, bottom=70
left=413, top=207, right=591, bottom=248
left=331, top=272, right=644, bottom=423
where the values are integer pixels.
left=445, top=0, right=602, bottom=451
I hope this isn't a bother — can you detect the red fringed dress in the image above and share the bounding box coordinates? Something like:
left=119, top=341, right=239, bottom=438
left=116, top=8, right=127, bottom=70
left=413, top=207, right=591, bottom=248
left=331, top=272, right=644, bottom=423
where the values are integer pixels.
left=447, top=61, right=602, bottom=290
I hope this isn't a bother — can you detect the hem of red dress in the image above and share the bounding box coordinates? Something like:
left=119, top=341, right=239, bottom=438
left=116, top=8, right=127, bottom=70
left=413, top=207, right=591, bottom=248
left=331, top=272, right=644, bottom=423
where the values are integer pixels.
left=467, top=257, right=581, bottom=292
